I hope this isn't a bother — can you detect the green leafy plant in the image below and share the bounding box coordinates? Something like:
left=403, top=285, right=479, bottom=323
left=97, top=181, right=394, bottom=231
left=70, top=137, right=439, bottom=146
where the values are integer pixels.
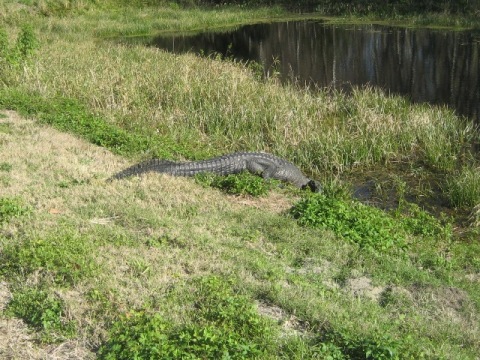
left=5, top=286, right=76, bottom=343
left=324, top=330, right=401, bottom=360
left=395, top=202, right=452, bottom=239
left=0, top=233, right=98, bottom=285
left=0, top=197, right=30, bottom=223
left=290, top=193, right=406, bottom=251
left=0, top=25, right=38, bottom=84
left=98, top=276, right=276, bottom=359
left=15, top=25, right=38, bottom=60
left=281, top=326, right=402, bottom=359
left=195, top=171, right=279, bottom=196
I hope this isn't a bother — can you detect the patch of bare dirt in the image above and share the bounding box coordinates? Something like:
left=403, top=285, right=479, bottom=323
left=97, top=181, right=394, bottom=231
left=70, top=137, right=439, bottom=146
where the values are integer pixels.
left=465, top=273, right=480, bottom=282
left=409, top=284, right=478, bottom=326
left=256, top=302, right=308, bottom=337
left=285, top=259, right=333, bottom=276
left=285, top=260, right=340, bottom=290
left=344, top=276, right=385, bottom=301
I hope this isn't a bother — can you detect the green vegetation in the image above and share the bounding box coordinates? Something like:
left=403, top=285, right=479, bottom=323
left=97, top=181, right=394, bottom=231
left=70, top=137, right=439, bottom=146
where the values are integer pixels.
left=0, top=162, right=13, bottom=171
left=0, top=1, right=479, bottom=359
left=291, top=193, right=406, bottom=252
left=195, top=171, right=282, bottom=196
left=98, top=277, right=276, bottom=359
left=446, top=166, right=480, bottom=208
left=0, top=197, right=30, bottom=223
left=0, top=89, right=186, bottom=159
left=0, top=232, right=98, bottom=285
left=291, top=191, right=454, bottom=253
left=0, top=25, right=38, bottom=85
left=5, top=286, right=76, bottom=343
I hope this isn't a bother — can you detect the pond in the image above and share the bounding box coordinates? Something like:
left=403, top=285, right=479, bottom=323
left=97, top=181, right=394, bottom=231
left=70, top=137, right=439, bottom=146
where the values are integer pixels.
left=149, top=20, right=480, bottom=123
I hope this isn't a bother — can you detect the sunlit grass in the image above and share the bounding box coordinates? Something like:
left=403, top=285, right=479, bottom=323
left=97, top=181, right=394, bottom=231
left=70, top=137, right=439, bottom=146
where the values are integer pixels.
left=446, top=166, right=480, bottom=207
left=14, top=36, right=476, bottom=181
left=1, top=2, right=480, bottom=359
left=3, top=4, right=478, bottom=211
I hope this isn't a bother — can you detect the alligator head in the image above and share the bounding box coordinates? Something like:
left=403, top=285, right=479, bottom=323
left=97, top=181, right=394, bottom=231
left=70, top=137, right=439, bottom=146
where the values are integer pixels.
left=303, top=179, right=322, bottom=193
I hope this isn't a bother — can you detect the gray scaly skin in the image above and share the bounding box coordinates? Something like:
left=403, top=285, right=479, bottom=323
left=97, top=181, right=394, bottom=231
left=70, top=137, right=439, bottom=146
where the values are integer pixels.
left=111, top=152, right=321, bottom=192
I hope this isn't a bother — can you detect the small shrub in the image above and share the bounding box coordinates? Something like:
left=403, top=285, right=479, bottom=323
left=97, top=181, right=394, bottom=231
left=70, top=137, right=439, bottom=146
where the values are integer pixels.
left=290, top=193, right=406, bottom=251
left=5, top=286, right=76, bottom=343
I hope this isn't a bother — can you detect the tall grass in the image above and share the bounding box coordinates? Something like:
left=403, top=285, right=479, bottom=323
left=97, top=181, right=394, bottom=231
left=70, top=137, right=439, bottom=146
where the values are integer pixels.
left=446, top=166, right=480, bottom=207
left=16, top=37, right=476, bottom=181
left=2, top=1, right=478, bottom=212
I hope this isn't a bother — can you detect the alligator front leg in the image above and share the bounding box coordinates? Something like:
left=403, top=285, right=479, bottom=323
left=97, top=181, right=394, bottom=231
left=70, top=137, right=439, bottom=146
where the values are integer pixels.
left=245, top=159, right=279, bottom=180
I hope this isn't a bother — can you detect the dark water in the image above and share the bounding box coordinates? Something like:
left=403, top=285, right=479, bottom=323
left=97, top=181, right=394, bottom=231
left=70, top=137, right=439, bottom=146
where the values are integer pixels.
left=150, top=21, right=480, bottom=122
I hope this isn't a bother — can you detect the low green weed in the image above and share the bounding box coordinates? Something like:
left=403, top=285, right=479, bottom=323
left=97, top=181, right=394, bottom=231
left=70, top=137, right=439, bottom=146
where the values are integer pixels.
left=0, top=25, right=38, bottom=84
left=0, top=196, right=30, bottom=223
left=0, top=232, right=98, bottom=285
left=280, top=325, right=403, bottom=359
left=98, top=276, right=276, bottom=359
left=5, top=286, right=76, bottom=343
left=281, top=339, right=345, bottom=359
left=290, top=193, right=407, bottom=252
left=0, top=162, right=13, bottom=171
left=395, top=202, right=452, bottom=239
left=195, top=171, right=280, bottom=196
left=323, top=330, right=401, bottom=360
left=97, top=312, right=172, bottom=360
left=290, top=192, right=454, bottom=252
left=0, top=122, right=12, bottom=133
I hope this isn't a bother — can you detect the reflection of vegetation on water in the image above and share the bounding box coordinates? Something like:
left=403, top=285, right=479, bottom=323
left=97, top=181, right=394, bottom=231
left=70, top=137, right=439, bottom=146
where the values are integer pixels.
left=1, top=1, right=480, bottom=359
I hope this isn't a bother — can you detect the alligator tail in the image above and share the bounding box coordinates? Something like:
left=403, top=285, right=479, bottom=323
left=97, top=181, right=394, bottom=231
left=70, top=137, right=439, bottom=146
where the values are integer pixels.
left=109, top=159, right=175, bottom=181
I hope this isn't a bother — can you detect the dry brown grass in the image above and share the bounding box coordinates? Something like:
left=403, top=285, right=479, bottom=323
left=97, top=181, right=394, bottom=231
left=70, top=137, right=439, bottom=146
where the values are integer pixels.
left=0, top=111, right=118, bottom=357
left=0, top=111, right=201, bottom=355
left=0, top=110, right=296, bottom=357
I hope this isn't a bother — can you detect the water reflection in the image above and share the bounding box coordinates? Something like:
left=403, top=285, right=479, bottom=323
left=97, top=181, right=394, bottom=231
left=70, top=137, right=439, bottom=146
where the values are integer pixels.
left=151, top=21, right=480, bottom=122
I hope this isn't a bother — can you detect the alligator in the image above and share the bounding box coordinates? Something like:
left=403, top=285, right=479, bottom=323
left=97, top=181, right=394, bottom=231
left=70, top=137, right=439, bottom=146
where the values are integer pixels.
left=111, top=152, right=321, bottom=192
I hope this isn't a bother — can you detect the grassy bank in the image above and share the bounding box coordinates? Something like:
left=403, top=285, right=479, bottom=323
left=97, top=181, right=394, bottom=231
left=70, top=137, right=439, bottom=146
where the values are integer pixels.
left=1, top=1, right=480, bottom=359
